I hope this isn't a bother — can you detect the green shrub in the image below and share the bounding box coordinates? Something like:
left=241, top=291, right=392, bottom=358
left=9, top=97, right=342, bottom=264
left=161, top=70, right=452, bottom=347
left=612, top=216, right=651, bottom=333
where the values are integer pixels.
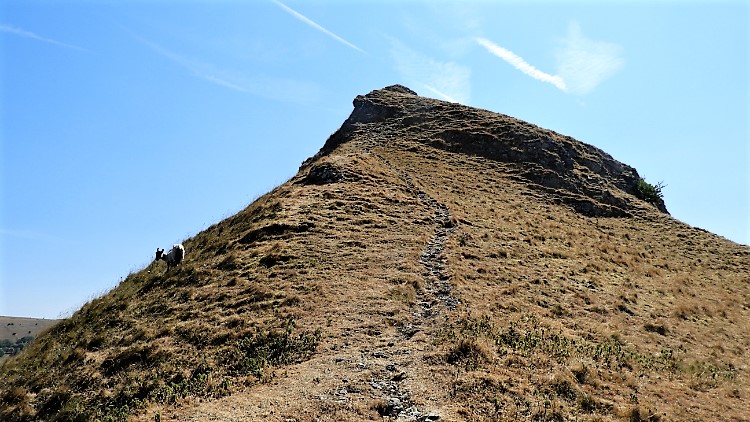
left=633, top=179, right=665, bottom=207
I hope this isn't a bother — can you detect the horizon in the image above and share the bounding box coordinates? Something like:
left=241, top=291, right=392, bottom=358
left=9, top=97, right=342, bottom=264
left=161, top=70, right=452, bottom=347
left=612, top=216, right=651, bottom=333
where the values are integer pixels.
left=2, top=0, right=748, bottom=319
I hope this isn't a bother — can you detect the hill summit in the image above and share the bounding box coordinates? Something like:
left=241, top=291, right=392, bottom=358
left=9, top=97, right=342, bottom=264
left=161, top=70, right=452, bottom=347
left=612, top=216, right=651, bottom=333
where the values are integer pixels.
left=310, top=85, right=668, bottom=217
left=2, top=86, right=748, bottom=421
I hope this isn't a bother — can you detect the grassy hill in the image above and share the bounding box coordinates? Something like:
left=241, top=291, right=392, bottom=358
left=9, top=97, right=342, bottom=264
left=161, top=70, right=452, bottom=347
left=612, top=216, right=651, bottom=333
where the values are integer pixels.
left=1, top=86, right=748, bottom=421
left=0, top=317, right=60, bottom=341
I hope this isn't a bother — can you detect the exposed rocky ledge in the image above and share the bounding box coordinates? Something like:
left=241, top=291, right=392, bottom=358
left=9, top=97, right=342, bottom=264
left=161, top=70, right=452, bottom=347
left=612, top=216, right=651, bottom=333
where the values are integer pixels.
left=308, top=85, right=668, bottom=217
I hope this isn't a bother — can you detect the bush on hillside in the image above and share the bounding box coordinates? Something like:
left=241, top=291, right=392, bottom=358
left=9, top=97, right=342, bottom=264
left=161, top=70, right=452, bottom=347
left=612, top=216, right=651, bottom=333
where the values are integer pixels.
left=634, top=179, right=665, bottom=207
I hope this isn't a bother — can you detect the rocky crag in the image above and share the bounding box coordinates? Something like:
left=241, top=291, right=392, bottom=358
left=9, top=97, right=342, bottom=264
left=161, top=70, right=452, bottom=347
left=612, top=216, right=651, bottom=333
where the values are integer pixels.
left=1, top=86, right=747, bottom=422
left=311, top=85, right=668, bottom=216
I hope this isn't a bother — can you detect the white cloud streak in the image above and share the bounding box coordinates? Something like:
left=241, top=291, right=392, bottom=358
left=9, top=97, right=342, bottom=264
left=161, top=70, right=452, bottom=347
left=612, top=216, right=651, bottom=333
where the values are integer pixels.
left=390, top=39, right=471, bottom=104
left=476, top=37, right=566, bottom=91
left=135, top=35, right=247, bottom=92
left=272, top=0, right=365, bottom=54
left=423, top=85, right=460, bottom=103
left=476, top=23, right=624, bottom=96
left=0, top=24, right=86, bottom=51
left=134, top=35, right=323, bottom=103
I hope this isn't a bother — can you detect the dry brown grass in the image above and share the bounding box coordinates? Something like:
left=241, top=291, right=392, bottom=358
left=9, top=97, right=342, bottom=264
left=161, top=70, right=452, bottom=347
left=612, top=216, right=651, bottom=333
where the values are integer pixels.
left=1, top=86, right=748, bottom=421
left=386, top=142, right=749, bottom=421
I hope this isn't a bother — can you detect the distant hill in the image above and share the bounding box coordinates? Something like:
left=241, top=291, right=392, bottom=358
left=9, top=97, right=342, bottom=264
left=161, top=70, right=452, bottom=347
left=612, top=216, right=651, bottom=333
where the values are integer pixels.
left=1, top=86, right=748, bottom=421
left=0, top=316, right=60, bottom=339
left=0, top=317, right=60, bottom=361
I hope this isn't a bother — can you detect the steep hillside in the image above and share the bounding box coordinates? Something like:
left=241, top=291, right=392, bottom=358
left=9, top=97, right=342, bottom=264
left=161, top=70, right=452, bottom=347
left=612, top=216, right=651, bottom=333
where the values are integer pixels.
left=1, top=86, right=748, bottom=421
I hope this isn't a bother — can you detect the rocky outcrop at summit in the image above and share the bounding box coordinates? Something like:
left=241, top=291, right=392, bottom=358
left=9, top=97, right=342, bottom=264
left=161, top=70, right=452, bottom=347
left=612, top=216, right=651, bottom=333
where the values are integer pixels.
left=311, top=85, right=668, bottom=216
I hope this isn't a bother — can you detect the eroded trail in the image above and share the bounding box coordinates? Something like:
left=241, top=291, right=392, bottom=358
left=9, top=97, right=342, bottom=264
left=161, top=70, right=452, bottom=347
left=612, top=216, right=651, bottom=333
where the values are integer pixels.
left=367, top=153, right=458, bottom=420
left=417, top=194, right=459, bottom=314
left=375, top=153, right=459, bottom=314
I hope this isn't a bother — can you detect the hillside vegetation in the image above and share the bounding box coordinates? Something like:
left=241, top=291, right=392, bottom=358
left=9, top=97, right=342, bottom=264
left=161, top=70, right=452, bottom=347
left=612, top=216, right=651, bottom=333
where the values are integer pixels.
left=1, top=86, right=748, bottom=421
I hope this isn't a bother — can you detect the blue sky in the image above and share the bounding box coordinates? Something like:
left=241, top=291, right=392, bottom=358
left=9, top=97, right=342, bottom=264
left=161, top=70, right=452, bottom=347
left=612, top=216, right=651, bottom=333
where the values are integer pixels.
left=1, top=1, right=748, bottom=319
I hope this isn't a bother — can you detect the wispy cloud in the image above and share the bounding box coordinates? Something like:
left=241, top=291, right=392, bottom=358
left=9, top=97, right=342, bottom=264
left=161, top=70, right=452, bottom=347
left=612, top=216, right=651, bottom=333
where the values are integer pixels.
left=476, top=37, right=566, bottom=91
left=136, top=35, right=246, bottom=92
left=272, top=0, right=365, bottom=54
left=0, top=24, right=86, bottom=51
left=422, top=85, right=460, bottom=103
left=134, top=35, right=323, bottom=103
left=390, top=39, right=471, bottom=104
left=555, top=22, right=624, bottom=95
left=477, top=23, right=624, bottom=96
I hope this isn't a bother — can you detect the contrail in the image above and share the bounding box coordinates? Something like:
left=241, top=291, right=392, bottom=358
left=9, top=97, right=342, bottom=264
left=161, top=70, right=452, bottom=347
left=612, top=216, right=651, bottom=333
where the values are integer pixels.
left=131, top=33, right=323, bottom=103
left=476, top=37, right=566, bottom=92
left=272, top=0, right=365, bottom=53
left=390, top=37, right=471, bottom=104
left=133, top=34, right=251, bottom=94
left=423, top=84, right=460, bottom=103
left=0, top=24, right=86, bottom=51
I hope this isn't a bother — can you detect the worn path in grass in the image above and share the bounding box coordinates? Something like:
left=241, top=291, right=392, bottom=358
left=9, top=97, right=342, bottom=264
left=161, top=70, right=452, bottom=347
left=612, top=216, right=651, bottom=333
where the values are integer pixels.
left=363, top=153, right=459, bottom=420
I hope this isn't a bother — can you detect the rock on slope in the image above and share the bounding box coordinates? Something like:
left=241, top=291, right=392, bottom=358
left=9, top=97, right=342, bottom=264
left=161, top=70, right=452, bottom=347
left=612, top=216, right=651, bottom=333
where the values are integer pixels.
left=1, top=86, right=747, bottom=422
